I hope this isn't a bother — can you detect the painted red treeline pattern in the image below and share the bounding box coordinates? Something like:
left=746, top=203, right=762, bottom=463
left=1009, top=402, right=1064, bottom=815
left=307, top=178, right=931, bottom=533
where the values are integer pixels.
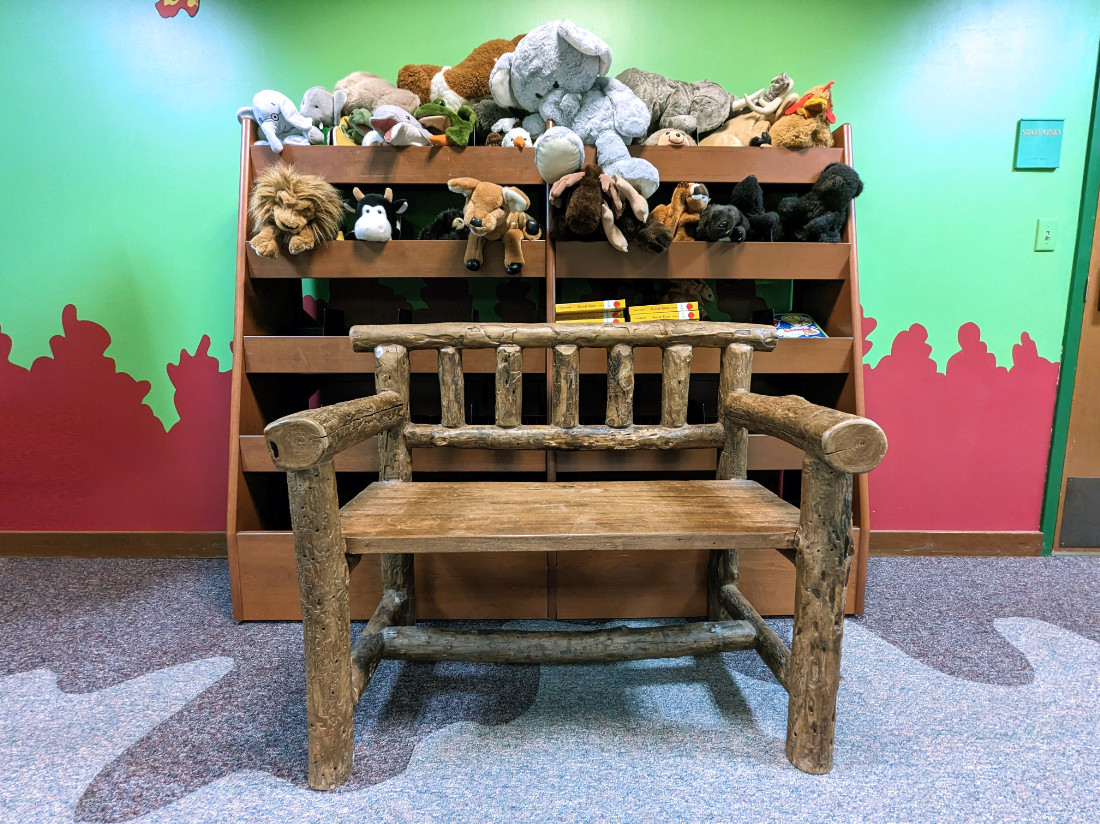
left=862, top=315, right=1059, bottom=531
left=0, top=305, right=230, bottom=530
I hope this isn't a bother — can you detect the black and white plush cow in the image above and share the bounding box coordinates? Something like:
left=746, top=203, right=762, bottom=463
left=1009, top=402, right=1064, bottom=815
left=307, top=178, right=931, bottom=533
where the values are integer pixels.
left=346, top=187, right=408, bottom=241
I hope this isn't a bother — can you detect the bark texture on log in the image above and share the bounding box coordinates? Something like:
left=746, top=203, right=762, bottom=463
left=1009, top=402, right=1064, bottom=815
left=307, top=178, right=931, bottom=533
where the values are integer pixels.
left=404, top=423, right=724, bottom=450
left=495, top=344, right=523, bottom=428
left=661, top=344, right=692, bottom=427
left=722, top=391, right=887, bottom=474
left=381, top=620, right=755, bottom=664
left=265, top=392, right=404, bottom=471
left=720, top=583, right=790, bottom=689
left=786, top=456, right=855, bottom=774
left=351, top=589, right=409, bottom=702
left=606, top=344, right=634, bottom=428
left=287, top=463, right=353, bottom=791
left=437, top=346, right=464, bottom=428
left=374, top=345, right=411, bottom=481
left=717, top=343, right=754, bottom=480
left=552, top=344, right=580, bottom=428
left=707, top=548, right=739, bottom=621
left=351, top=321, right=778, bottom=352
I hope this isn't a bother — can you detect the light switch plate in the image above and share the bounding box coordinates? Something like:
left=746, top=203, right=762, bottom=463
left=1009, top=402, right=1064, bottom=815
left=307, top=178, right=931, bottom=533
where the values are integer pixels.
left=1035, top=219, right=1057, bottom=252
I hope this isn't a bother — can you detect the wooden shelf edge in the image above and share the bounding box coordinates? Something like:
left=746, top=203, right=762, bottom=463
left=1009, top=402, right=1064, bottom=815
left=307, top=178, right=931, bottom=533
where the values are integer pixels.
left=242, top=338, right=549, bottom=374
left=582, top=144, right=846, bottom=183
left=553, top=241, right=850, bottom=280
left=246, top=239, right=547, bottom=279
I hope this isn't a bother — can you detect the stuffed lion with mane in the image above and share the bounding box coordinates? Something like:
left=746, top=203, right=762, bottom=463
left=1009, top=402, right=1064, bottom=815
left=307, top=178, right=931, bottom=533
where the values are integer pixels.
left=248, top=162, right=345, bottom=257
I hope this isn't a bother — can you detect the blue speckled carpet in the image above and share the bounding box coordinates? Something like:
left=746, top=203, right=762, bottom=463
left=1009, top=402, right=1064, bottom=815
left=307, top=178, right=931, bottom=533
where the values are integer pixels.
left=1, top=556, right=1097, bottom=823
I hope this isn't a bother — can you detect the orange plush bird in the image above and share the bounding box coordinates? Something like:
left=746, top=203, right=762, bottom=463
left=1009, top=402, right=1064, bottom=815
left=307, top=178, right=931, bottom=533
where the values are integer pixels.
left=768, top=81, right=836, bottom=149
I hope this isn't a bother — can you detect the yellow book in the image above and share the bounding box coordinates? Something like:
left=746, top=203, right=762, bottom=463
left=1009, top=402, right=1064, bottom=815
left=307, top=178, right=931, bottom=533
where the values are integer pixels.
left=629, top=308, right=703, bottom=321
left=555, top=299, right=627, bottom=316
left=557, top=316, right=627, bottom=324
left=554, top=311, right=625, bottom=321
left=628, top=301, right=699, bottom=313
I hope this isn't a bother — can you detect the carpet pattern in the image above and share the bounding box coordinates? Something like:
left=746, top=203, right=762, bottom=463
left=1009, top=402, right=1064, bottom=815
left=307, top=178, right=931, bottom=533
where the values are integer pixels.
left=0, top=556, right=1097, bottom=823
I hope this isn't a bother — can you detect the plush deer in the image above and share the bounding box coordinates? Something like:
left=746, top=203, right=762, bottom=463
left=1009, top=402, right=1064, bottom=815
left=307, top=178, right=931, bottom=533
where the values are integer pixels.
left=447, top=178, right=540, bottom=274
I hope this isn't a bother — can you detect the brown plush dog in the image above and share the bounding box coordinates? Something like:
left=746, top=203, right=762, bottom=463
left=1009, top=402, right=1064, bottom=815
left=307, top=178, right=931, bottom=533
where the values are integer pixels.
left=447, top=177, right=540, bottom=274
left=248, top=163, right=345, bottom=257
left=400, top=36, right=525, bottom=110
left=652, top=182, right=711, bottom=241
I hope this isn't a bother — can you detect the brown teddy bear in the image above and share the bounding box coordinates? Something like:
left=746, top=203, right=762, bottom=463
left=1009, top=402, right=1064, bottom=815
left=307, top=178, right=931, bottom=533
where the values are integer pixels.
left=447, top=177, right=540, bottom=274
left=247, top=163, right=345, bottom=257
left=399, top=35, right=525, bottom=111
left=768, top=81, right=836, bottom=149
left=652, top=182, right=711, bottom=241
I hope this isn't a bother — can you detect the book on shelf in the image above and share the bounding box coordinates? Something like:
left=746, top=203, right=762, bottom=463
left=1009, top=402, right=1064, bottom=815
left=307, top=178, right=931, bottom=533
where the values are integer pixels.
left=629, top=307, right=702, bottom=321
left=555, top=299, right=627, bottom=316
left=628, top=301, right=699, bottom=314
left=557, top=315, right=627, bottom=324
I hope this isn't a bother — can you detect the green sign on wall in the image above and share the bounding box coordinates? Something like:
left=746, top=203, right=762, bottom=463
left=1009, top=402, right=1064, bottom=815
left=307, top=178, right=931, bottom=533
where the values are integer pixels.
left=1016, top=119, right=1065, bottom=169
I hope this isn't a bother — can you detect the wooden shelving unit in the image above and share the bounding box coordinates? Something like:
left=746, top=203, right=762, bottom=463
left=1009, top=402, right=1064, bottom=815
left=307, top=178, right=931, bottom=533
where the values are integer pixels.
left=228, top=122, right=869, bottom=621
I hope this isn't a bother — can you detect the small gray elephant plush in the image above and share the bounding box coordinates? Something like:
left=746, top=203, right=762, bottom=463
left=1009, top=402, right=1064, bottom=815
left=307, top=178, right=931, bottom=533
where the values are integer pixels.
left=300, top=87, right=349, bottom=129
left=236, top=90, right=324, bottom=153
left=615, top=68, right=733, bottom=139
left=488, top=19, right=660, bottom=198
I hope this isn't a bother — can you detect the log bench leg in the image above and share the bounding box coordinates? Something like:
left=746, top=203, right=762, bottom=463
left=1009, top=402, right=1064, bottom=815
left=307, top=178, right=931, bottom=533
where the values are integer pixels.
left=288, top=463, right=355, bottom=790
left=707, top=549, right=739, bottom=621
left=785, top=457, right=854, bottom=774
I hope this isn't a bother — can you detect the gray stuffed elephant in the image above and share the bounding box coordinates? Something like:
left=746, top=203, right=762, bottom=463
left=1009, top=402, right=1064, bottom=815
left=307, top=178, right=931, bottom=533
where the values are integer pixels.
left=488, top=19, right=659, bottom=198
left=236, top=90, right=323, bottom=153
left=615, top=68, right=733, bottom=139
left=299, top=87, right=349, bottom=129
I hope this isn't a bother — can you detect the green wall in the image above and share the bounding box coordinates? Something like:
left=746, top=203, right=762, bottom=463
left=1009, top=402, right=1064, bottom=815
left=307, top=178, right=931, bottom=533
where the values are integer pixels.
left=1, top=0, right=1097, bottom=425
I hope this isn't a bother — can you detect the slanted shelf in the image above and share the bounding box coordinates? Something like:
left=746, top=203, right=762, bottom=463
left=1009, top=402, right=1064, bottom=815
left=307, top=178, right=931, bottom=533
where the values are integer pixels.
left=546, top=124, right=870, bottom=618
left=229, top=120, right=870, bottom=621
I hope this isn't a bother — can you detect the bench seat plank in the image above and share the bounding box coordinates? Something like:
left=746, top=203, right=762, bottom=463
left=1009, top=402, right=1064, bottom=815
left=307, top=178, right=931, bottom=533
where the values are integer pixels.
left=340, top=480, right=800, bottom=554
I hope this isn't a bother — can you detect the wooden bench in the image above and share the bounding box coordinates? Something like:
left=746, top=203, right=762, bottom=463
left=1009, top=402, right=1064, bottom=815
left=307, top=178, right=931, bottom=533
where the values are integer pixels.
left=263, top=321, right=887, bottom=790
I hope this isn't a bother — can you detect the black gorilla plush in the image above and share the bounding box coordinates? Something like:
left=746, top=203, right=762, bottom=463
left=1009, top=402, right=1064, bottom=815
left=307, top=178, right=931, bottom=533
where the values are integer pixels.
left=418, top=208, right=469, bottom=240
left=695, top=202, right=750, bottom=242
left=777, top=162, right=863, bottom=242
left=730, top=175, right=780, bottom=242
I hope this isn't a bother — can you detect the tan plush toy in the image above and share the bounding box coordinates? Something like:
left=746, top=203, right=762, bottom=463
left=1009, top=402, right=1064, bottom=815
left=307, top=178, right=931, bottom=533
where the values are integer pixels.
left=644, top=128, right=697, bottom=147
left=247, top=163, right=345, bottom=258
left=447, top=177, right=539, bottom=274
left=399, top=35, right=525, bottom=111
left=652, top=182, right=711, bottom=241
left=768, top=81, right=836, bottom=149
left=334, top=72, right=421, bottom=115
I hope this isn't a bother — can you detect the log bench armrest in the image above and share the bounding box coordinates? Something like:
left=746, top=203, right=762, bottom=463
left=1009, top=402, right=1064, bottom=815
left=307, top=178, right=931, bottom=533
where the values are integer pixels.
left=264, top=391, right=406, bottom=471
left=721, top=391, right=887, bottom=474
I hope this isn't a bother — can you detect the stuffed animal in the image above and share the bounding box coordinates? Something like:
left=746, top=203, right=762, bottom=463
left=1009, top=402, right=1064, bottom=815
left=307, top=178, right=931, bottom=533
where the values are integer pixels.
left=615, top=68, right=732, bottom=139
left=366, top=105, right=437, bottom=146
left=413, top=99, right=477, bottom=146
left=644, top=128, right=696, bottom=147
left=469, top=99, right=525, bottom=143
left=488, top=19, right=659, bottom=197
left=652, top=182, right=711, bottom=241
left=447, top=177, right=540, bottom=274
left=549, top=165, right=669, bottom=253
left=399, top=35, right=526, bottom=110
left=335, top=108, right=372, bottom=145
left=777, top=162, right=862, bottom=242
left=247, top=163, right=344, bottom=257
left=730, top=175, right=780, bottom=242
left=344, top=187, right=409, bottom=242
left=334, top=72, right=421, bottom=115
left=237, top=90, right=324, bottom=154
left=418, top=208, right=470, bottom=240
left=300, top=87, right=349, bottom=131
left=661, top=278, right=715, bottom=318
left=728, top=73, right=795, bottom=117
left=695, top=202, right=750, bottom=243
left=768, top=81, right=836, bottom=149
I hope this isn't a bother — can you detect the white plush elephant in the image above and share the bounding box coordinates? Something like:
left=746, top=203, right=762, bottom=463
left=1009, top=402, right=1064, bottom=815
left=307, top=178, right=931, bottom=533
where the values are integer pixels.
left=236, top=90, right=324, bottom=153
left=488, top=19, right=659, bottom=198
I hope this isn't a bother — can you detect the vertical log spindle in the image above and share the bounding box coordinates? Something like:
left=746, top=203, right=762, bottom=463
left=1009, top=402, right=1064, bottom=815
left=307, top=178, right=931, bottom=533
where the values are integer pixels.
left=785, top=456, right=855, bottom=774
left=438, top=346, right=464, bottom=428
left=495, top=344, right=523, bottom=428
left=661, top=344, right=693, bottom=427
left=287, top=462, right=354, bottom=790
left=606, top=343, right=634, bottom=428
left=552, top=344, right=580, bottom=428
left=374, top=344, right=415, bottom=624
left=716, top=343, right=754, bottom=480
left=707, top=548, right=739, bottom=622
